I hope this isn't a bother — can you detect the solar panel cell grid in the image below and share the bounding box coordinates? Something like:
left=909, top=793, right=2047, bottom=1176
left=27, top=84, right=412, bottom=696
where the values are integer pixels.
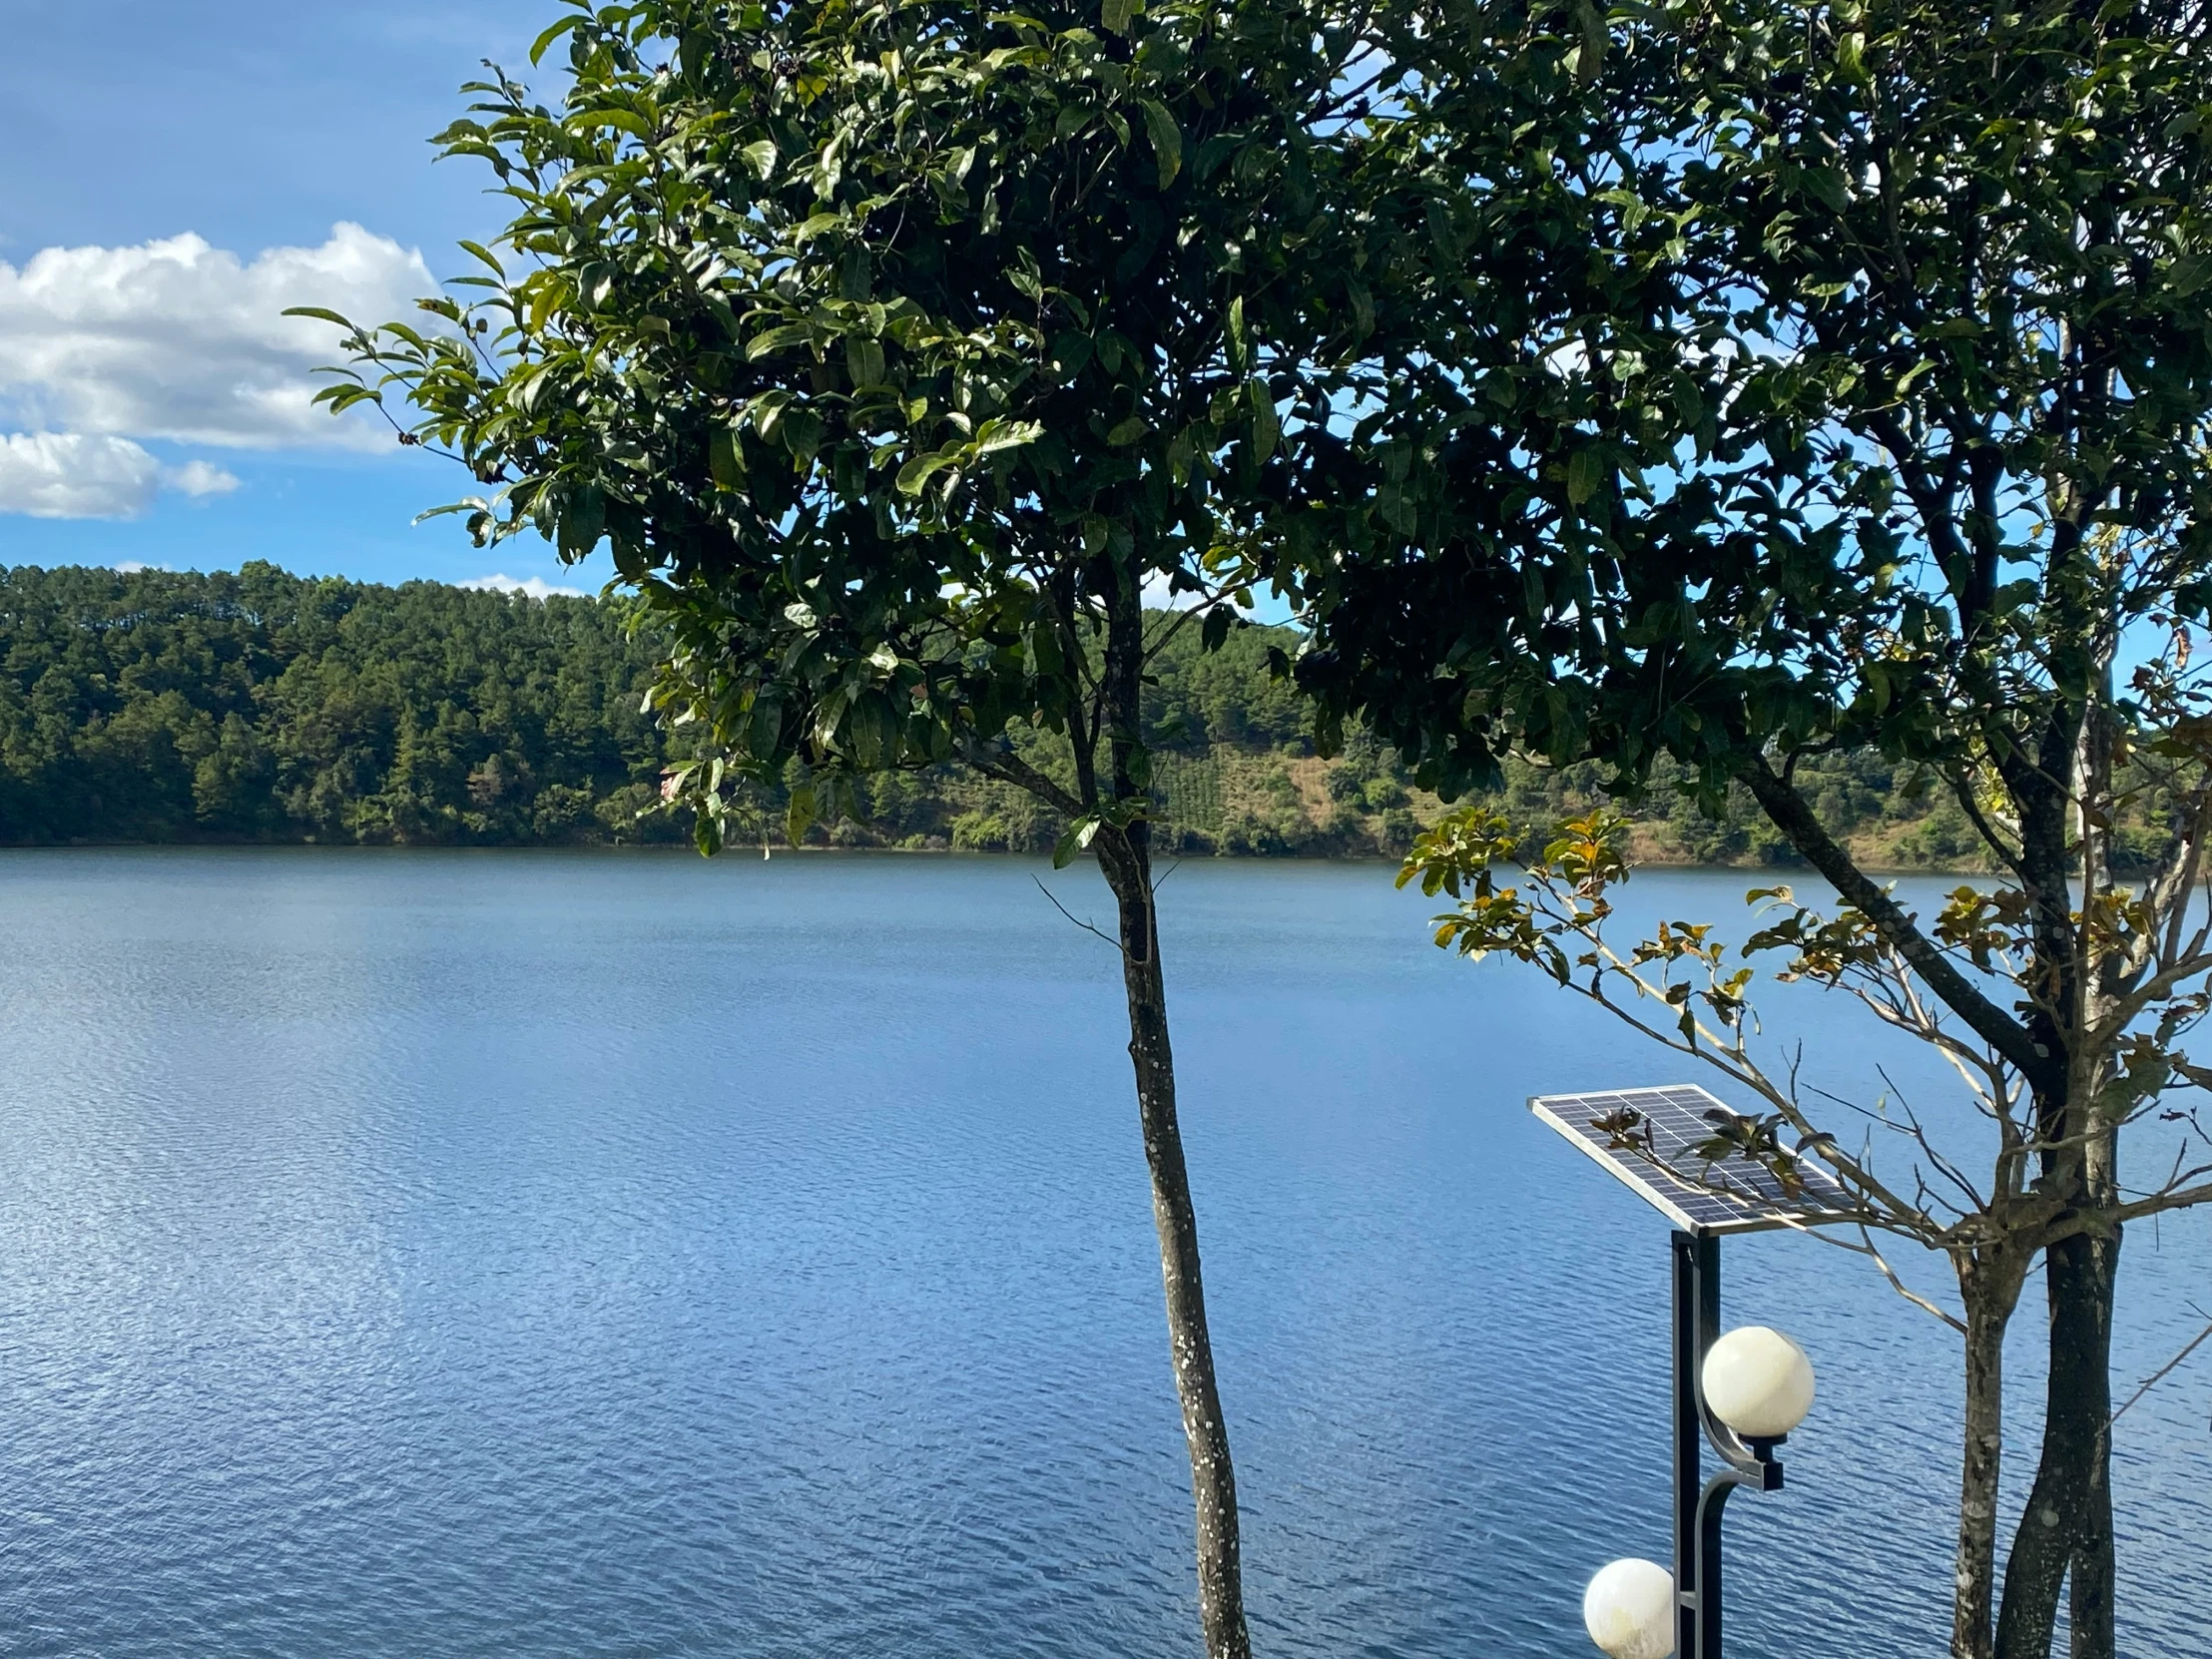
left=1529, top=1084, right=1856, bottom=1236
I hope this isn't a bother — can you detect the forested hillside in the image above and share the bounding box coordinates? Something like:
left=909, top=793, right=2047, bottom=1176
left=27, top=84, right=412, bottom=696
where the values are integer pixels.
left=0, top=563, right=2069, bottom=867
left=0, top=564, right=673, bottom=845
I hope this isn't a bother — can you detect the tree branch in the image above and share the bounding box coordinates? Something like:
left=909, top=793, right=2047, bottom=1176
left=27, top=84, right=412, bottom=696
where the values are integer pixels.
left=1735, top=753, right=2050, bottom=1082
left=961, top=739, right=1085, bottom=818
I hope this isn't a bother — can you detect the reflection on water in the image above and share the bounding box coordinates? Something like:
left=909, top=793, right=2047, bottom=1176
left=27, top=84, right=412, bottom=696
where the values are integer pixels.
left=0, top=849, right=2204, bottom=1657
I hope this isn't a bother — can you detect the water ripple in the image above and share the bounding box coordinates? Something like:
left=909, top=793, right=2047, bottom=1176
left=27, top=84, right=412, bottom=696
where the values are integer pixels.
left=0, top=849, right=2204, bottom=1657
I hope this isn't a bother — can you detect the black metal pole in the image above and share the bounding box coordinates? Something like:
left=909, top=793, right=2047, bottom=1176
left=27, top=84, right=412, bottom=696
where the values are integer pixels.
left=1672, top=1229, right=1787, bottom=1659
left=1672, top=1231, right=1703, bottom=1659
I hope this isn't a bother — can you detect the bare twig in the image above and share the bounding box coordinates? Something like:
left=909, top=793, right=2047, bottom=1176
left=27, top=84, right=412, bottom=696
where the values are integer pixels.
left=1829, top=1220, right=1971, bottom=1335
left=2111, top=1306, right=2212, bottom=1422
left=1032, top=874, right=1127, bottom=957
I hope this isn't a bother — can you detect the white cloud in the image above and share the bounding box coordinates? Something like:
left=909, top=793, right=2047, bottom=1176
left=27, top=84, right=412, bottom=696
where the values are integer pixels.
left=0, top=431, right=250, bottom=520
left=0, top=223, right=433, bottom=452
left=165, top=458, right=240, bottom=497
left=0, top=431, right=163, bottom=518
left=458, top=573, right=588, bottom=600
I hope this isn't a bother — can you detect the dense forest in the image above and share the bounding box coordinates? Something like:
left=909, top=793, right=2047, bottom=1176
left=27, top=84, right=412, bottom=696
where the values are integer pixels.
left=0, top=562, right=2083, bottom=867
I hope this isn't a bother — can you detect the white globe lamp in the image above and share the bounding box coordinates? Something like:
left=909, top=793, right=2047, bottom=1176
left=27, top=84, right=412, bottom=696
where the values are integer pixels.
left=1582, top=1557, right=1676, bottom=1659
left=1701, top=1326, right=1816, bottom=1439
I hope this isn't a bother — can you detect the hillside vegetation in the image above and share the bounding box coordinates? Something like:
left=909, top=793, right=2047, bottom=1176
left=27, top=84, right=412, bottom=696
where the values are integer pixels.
left=0, top=563, right=2066, bottom=867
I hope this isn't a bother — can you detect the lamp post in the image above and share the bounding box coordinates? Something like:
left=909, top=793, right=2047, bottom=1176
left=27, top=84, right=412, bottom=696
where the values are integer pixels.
left=1530, top=1086, right=1846, bottom=1659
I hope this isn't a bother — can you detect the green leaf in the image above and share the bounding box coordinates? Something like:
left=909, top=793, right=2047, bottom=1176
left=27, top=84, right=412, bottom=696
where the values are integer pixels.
left=1247, top=379, right=1279, bottom=460
left=2168, top=253, right=2212, bottom=297
left=709, top=425, right=746, bottom=488
left=1226, top=295, right=1250, bottom=372
left=1047, top=332, right=1093, bottom=380
left=747, top=690, right=783, bottom=761
left=1100, top=0, right=1135, bottom=35
left=1836, top=31, right=1872, bottom=89
left=1802, top=168, right=1851, bottom=213
left=786, top=782, right=817, bottom=847
left=568, top=107, right=653, bottom=140
left=846, top=336, right=886, bottom=389
left=1345, top=276, right=1374, bottom=338
left=1051, top=816, right=1101, bottom=868
left=746, top=324, right=812, bottom=360
left=558, top=484, right=605, bottom=556
left=700, top=294, right=745, bottom=343
left=896, top=449, right=959, bottom=494
left=1028, top=621, right=1063, bottom=680
left=1567, top=447, right=1609, bottom=506
left=742, top=140, right=780, bottom=182
left=750, top=389, right=793, bottom=440
left=782, top=410, right=825, bottom=468
left=528, top=13, right=585, bottom=64
left=412, top=498, right=487, bottom=525
left=971, top=417, right=1043, bottom=455
left=1138, top=100, right=1182, bottom=191
left=311, top=384, right=379, bottom=412
left=1573, top=0, right=1606, bottom=84
left=1106, top=416, right=1148, bottom=445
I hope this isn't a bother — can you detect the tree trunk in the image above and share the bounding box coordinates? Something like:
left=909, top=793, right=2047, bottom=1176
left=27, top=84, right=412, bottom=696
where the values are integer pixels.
left=1994, top=1227, right=2121, bottom=1659
left=2065, top=1228, right=2119, bottom=1659
left=1094, top=830, right=1252, bottom=1659
left=1955, top=1257, right=2025, bottom=1659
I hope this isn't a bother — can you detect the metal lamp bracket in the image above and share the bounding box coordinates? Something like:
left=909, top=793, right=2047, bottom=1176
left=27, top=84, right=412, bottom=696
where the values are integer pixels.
left=1673, top=1230, right=1784, bottom=1659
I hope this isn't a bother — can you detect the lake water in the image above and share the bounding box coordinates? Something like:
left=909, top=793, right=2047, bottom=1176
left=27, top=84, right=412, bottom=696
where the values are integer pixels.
left=0, top=849, right=2206, bottom=1658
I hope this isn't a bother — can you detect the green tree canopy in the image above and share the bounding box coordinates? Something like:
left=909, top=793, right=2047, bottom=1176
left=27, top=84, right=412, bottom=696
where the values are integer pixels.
left=1292, top=7, right=2212, bottom=1658
left=306, top=3, right=1386, bottom=1653
left=0, top=562, right=677, bottom=844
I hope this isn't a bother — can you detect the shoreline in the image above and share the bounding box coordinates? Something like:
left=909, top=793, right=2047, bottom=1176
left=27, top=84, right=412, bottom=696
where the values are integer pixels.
left=0, top=839, right=1997, bottom=877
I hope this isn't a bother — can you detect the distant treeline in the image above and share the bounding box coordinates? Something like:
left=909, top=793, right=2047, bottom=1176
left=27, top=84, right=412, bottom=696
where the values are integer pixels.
left=0, top=563, right=2093, bottom=867
left=0, top=563, right=674, bottom=846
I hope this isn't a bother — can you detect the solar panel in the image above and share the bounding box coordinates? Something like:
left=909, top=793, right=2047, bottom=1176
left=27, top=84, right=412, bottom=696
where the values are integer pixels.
left=1529, top=1084, right=1859, bottom=1236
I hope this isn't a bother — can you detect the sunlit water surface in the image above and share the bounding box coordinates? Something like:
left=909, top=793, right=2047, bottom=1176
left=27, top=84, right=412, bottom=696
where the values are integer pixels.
left=1, top=850, right=2206, bottom=1658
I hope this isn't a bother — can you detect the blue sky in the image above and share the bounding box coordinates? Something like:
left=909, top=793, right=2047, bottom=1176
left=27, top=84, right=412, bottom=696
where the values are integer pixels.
left=0, top=1, right=616, bottom=594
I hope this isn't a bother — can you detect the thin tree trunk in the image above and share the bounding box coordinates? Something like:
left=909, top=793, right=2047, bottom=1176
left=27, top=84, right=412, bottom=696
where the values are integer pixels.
left=1068, top=548, right=1249, bottom=1657
left=1095, top=830, right=1251, bottom=1659
left=2065, top=1227, right=2119, bottom=1659
left=1955, top=1257, right=2025, bottom=1659
left=2064, top=664, right=2122, bottom=1659
left=1995, top=1227, right=2121, bottom=1659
